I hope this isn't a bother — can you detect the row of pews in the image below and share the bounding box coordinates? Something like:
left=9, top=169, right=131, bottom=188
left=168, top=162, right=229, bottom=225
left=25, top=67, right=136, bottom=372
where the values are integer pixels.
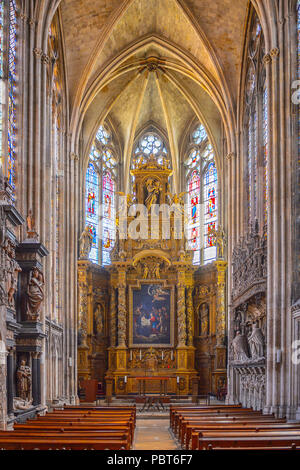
left=0, top=405, right=136, bottom=450
left=170, top=404, right=300, bottom=450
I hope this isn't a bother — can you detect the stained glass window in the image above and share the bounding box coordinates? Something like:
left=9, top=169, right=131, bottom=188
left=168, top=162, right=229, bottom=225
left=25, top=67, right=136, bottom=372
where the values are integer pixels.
left=263, top=87, right=268, bottom=226
left=187, top=170, right=201, bottom=265
left=185, top=124, right=218, bottom=265
left=85, top=159, right=100, bottom=264
left=85, top=126, right=118, bottom=266
left=132, top=132, right=169, bottom=169
left=0, top=1, right=4, bottom=167
left=245, top=10, right=268, bottom=231
left=203, top=162, right=218, bottom=264
left=8, top=0, right=17, bottom=196
left=298, top=0, right=300, bottom=171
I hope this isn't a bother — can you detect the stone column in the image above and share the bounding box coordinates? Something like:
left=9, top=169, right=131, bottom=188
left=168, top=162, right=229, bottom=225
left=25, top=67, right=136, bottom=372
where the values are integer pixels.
left=32, top=353, right=39, bottom=406
left=0, top=341, right=7, bottom=430
left=6, top=351, right=14, bottom=417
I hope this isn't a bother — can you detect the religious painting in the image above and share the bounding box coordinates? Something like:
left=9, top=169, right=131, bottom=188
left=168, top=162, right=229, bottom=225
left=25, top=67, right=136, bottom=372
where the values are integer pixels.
left=130, top=283, right=174, bottom=348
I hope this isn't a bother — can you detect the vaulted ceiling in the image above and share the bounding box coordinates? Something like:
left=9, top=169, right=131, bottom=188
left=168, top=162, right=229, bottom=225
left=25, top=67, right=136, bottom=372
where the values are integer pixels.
left=59, top=0, right=249, bottom=189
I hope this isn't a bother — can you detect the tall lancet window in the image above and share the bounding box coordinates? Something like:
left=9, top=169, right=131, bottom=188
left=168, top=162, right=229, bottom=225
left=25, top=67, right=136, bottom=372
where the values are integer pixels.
left=8, top=0, right=17, bottom=197
left=185, top=124, right=218, bottom=265
left=298, top=1, right=300, bottom=161
left=244, top=10, right=269, bottom=230
left=85, top=125, right=118, bottom=266
left=0, top=1, right=4, bottom=165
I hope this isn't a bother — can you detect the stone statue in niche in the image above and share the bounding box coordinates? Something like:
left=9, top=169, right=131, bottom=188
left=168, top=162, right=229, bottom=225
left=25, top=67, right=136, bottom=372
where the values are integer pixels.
left=26, top=267, right=44, bottom=320
left=231, top=331, right=250, bottom=362
left=79, top=226, right=93, bottom=259
left=248, top=322, right=265, bottom=360
left=94, top=304, right=104, bottom=337
left=145, top=178, right=161, bottom=210
left=16, top=360, right=32, bottom=401
left=199, top=303, right=209, bottom=336
left=26, top=209, right=38, bottom=239
left=7, top=257, right=21, bottom=308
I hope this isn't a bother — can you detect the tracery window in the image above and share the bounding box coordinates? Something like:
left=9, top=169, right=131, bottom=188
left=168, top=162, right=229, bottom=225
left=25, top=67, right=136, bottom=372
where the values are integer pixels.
left=85, top=125, right=118, bottom=266
left=0, top=1, right=4, bottom=165
left=185, top=124, right=218, bottom=265
left=8, top=0, right=17, bottom=197
left=131, top=131, right=169, bottom=169
left=244, top=11, right=269, bottom=230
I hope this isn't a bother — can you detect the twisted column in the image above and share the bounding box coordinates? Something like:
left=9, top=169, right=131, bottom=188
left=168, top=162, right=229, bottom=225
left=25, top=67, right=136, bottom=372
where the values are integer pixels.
left=117, top=270, right=127, bottom=347
left=110, top=287, right=117, bottom=347
left=177, top=272, right=187, bottom=347
left=186, top=287, right=194, bottom=347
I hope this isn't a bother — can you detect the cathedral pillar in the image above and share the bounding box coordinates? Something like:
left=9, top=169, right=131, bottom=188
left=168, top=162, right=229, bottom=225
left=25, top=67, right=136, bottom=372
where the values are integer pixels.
left=177, top=271, right=187, bottom=348
left=6, top=350, right=14, bottom=417
left=0, top=341, right=7, bottom=430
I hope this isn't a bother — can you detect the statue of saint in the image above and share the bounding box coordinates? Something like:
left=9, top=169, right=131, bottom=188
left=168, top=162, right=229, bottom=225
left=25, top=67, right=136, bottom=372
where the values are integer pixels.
left=7, top=258, right=22, bottom=307
left=154, top=263, right=161, bottom=279
left=231, top=331, right=250, bottom=362
left=145, top=178, right=161, bottom=210
left=211, top=227, right=226, bottom=259
left=94, top=304, right=104, bottom=337
left=27, top=268, right=44, bottom=320
left=79, top=226, right=93, bottom=259
left=143, top=264, right=149, bottom=279
left=199, top=303, right=209, bottom=336
left=16, top=360, right=31, bottom=401
left=248, top=323, right=265, bottom=360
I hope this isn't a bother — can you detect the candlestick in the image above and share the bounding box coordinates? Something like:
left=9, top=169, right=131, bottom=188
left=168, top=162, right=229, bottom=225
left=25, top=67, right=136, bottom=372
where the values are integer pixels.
left=161, top=351, right=164, bottom=360
left=130, top=350, right=132, bottom=361
left=139, top=349, right=142, bottom=361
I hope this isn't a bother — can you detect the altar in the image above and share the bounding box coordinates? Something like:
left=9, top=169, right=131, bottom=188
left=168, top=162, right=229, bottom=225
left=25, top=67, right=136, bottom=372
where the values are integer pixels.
left=78, top=155, right=227, bottom=399
left=136, top=377, right=170, bottom=396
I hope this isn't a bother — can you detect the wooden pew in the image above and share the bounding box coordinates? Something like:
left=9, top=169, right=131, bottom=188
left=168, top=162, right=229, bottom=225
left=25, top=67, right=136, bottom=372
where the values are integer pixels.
left=0, top=405, right=136, bottom=450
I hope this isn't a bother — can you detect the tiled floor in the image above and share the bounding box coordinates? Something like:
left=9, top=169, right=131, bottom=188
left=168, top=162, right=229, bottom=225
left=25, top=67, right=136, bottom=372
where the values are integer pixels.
left=133, top=419, right=179, bottom=450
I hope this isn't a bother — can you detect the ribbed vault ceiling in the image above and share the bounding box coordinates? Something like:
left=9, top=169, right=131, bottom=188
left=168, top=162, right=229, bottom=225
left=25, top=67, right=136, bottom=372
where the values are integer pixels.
left=59, top=0, right=249, bottom=189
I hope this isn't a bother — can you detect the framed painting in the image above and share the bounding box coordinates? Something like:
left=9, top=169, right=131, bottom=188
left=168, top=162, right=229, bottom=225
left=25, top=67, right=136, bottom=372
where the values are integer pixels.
left=129, top=282, right=174, bottom=348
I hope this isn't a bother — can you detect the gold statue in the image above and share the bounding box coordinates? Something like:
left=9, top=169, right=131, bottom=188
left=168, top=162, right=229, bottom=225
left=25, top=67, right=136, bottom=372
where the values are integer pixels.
left=145, top=178, right=161, bottom=210
left=211, top=226, right=226, bottom=259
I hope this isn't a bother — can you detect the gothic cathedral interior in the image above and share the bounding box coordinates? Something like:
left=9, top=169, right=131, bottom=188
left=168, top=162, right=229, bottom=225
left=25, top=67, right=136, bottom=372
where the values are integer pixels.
left=0, top=0, right=299, bottom=441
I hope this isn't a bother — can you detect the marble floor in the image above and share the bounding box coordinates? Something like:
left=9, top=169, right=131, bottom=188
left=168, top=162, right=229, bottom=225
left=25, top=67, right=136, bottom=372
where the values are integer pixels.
left=133, top=418, right=179, bottom=450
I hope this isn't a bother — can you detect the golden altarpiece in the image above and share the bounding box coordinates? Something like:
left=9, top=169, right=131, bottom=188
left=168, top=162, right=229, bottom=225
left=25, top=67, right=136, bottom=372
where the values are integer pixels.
left=77, top=156, right=227, bottom=397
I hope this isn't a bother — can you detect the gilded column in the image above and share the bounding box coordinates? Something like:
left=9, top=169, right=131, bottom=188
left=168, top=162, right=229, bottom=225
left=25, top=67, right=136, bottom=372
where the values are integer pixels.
left=77, top=261, right=89, bottom=350
left=177, top=272, right=187, bottom=348
left=110, top=287, right=117, bottom=347
left=117, top=269, right=127, bottom=348
left=186, top=286, right=194, bottom=347
left=215, top=261, right=227, bottom=347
